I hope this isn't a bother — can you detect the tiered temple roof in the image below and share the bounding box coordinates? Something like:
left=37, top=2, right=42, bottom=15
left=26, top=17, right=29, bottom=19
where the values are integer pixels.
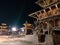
left=36, top=0, right=60, bottom=8
left=29, top=2, right=60, bottom=20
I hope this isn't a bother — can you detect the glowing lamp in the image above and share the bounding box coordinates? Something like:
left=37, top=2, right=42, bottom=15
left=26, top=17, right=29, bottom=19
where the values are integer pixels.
left=12, top=27, right=17, bottom=31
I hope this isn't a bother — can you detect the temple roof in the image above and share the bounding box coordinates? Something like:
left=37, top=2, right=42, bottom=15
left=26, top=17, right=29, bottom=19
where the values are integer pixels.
left=36, top=0, right=59, bottom=8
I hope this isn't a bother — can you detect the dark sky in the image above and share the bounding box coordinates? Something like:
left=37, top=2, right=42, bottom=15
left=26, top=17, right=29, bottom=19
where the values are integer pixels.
left=0, top=0, right=42, bottom=27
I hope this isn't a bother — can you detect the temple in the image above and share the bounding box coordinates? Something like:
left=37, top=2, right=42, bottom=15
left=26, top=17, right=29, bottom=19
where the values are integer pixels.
left=29, top=0, right=60, bottom=45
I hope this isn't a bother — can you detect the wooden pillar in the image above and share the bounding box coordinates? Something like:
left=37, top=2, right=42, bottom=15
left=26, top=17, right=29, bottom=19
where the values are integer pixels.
left=45, top=21, right=50, bottom=35
left=54, top=19, right=55, bottom=27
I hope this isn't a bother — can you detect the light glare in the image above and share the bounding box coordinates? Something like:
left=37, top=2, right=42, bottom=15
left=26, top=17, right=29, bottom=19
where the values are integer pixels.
left=12, top=27, right=17, bottom=31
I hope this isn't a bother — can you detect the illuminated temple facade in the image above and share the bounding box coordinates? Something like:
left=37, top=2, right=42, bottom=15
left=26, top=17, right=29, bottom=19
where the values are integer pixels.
left=29, top=0, right=60, bottom=45
left=0, top=23, right=8, bottom=35
left=23, top=21, right=33, bottom=35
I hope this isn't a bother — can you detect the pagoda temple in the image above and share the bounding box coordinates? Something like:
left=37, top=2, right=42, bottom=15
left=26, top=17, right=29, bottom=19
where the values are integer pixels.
left=29, top=0, right=60, bottom=45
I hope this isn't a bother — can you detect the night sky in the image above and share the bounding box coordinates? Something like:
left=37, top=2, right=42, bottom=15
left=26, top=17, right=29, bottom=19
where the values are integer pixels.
left=0, top=0, right=42, bottom=27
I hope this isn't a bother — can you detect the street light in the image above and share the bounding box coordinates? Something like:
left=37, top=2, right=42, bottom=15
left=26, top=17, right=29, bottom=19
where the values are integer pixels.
left=12, top=27, right=17, bottom=31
